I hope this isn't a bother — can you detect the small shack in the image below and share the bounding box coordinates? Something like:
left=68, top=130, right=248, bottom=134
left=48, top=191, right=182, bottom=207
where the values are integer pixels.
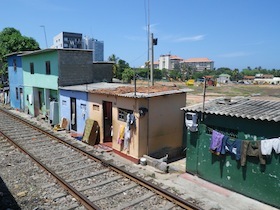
left=89, top=83, right=192, bottom=161
left=60, top=82, right=192, bottom=161
left=181, top=97, right=280, bottom=208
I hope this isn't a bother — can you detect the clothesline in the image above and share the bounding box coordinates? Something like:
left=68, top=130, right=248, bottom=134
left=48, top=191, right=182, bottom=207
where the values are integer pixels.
left=206, top=126, right=237, bottom=139
left=210, top=130, right=280, bottom=166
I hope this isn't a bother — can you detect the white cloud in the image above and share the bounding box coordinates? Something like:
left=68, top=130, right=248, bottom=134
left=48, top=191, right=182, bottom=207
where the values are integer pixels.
left=173, top=35, right=205, bottom=42
left=142, top=23, right=158, bottom=33
left=218, top=52, right=253, bottom=58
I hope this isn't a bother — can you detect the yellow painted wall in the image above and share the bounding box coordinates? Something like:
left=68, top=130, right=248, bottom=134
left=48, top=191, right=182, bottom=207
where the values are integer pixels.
left=146, top=93, right=185, bottom=155
left=88, top=92, right=186, bottom=159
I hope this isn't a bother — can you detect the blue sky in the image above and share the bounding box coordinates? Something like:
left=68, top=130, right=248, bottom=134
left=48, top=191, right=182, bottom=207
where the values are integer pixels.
left=1, top=0, right=280, bottom=70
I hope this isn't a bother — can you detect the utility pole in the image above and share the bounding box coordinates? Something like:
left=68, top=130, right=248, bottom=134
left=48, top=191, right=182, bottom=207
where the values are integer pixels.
left=40, top=25, right=48, bottom=48
left=150, top=33, right=157, bottom=86
left=147, top=0, right=150, bottom=83
left=150, top=33, right=154, bottom=86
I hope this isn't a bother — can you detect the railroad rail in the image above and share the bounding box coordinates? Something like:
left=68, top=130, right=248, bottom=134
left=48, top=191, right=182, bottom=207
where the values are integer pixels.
left=0, top=108, right=201, bottom=210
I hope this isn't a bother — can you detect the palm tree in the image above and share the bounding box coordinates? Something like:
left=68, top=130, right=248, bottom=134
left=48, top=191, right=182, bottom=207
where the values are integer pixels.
left=108, top=54, right=119, bottom=78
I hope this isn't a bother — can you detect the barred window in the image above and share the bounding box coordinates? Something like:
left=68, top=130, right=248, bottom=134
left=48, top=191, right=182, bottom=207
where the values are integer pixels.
left=118, top=108, right=133, bottom=122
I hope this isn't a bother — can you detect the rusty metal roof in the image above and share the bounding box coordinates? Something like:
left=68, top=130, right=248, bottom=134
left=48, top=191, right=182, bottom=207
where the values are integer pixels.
left=60, top=82, right=192, bottom=98
left=182, top=97, right=280, bottom=122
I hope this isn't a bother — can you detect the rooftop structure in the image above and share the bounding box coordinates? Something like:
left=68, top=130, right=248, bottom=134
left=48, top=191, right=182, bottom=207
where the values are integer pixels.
left=182, top=97, right=280, bottom=122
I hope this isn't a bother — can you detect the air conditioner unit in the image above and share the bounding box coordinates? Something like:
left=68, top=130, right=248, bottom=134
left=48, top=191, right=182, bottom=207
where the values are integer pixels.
left=49, top=101, right=59, bottom=125
left=185, top=112, right=198, bottom=132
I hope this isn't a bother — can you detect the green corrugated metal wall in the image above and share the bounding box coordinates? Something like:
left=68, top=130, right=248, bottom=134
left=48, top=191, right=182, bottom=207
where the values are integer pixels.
left=185, top=114, right=280, bottom=208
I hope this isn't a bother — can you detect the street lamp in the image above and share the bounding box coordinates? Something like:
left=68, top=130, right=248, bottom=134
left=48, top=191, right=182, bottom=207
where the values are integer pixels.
left=40, top=25, right=48, bottom=48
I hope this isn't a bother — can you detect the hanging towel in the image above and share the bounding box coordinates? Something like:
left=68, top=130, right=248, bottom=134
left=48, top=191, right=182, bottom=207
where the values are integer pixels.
left=261, top=139, right=274, bottom=155
left=241, top=140, right=265, bottom=166
left=124, top=126, right=131, bottom=150
left=261, top=138, right=280, bottom=155
left=210, top=130, right=224, bottom=155
left=117, top=125, right=125, bottom=144
left=272, top=138, right=280, bottom=154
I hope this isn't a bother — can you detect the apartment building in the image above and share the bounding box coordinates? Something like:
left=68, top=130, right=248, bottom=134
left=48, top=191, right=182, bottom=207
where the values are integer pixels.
left=83, top=36, right=104, bottom=61
left=52, top=32, right=83, bottom=49
left=181, top=57, right=214, bottom=71
left=158, top=54, right=183, bottom=70
left=52, top=32, right=104, bottom=61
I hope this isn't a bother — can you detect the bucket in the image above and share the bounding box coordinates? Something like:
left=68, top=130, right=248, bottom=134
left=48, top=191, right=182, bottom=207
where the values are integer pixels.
left=140, top=157, right=147, bottom=166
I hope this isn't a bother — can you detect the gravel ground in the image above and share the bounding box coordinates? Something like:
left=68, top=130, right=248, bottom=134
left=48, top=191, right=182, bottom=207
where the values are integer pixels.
left=0, top=136, right=83, bottom=210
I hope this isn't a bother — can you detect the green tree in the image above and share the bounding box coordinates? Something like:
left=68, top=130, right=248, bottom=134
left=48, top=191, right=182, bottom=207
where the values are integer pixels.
left=107, top=54, right=130, bottom=80
left=0, top=27, right=40, bottom=76
left=108, top=54, right=119, bottom=78
left=116, top=59, right=130, bottom=80
left=122, top=68, right=134, bottom=83
left=153, top=69, right=162, bottom=80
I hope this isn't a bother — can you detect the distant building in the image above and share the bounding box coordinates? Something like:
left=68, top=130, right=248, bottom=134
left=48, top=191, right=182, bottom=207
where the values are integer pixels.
left=153, top=61, right=159, bottom=69
left=158, top=54, right=183, bottom=70
left=217, top=73, right=231, bottom=83
left=181, top=57, right=214, bottom=72
left=52, top=32, right=82, bottom=49
left=52, top=32, right=104, bottom=61
left=255, top=74, right=274, bottom=79
left=83, top=36, right=104, bottom=61
left=155, top=55, right=214, bottom=71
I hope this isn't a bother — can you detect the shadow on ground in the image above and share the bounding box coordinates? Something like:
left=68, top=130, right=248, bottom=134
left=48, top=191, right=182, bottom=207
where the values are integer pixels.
left=0, top=176, right=21, bottom=210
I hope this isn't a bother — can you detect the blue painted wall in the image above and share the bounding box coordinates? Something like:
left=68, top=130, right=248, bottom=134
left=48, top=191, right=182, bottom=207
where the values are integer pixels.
left=59, top=89, right=88, bottom=134
left=7, top=54, right=24, bottom=109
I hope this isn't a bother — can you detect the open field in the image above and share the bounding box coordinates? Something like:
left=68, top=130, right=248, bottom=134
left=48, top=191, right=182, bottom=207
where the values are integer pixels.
left=136, top=80, right=280, bottom=106
left=186, top=83, right=280, bottom=105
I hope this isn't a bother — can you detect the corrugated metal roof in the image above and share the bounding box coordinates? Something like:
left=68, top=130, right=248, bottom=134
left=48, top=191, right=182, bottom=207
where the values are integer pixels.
left=182, top=97, right=280, bottom=122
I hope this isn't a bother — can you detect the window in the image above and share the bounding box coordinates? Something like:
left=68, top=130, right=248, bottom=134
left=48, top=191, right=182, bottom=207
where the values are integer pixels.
left=118, top=108, right=133, bottom=122
left=45, top=61, right=51, bottom=75
left=30, top=63, right=34, bottom=74
left=15, top=87, right=19, bottom=100
left=92, top=104, right=99, bottom=111
left=13, top=59, right=17, bottom=71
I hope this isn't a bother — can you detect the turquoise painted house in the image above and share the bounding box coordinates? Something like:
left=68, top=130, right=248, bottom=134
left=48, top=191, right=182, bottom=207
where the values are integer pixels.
left=21, top=48, right=94, bottom=124
left=182, top=97, right=280, bottom=208
left=20, top=48, right=113, bottom=130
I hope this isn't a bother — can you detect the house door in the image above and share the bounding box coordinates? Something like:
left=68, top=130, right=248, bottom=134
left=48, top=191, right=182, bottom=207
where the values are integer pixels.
left=19, top=88, right=23, bottom=110
left=70, top=98, right=77, bottom=131
left=103, top=101, right=112, bottom=142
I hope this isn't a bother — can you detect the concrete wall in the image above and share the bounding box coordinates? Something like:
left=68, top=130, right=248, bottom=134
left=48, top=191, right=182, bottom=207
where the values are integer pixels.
left=92, top=63, right=113, bottom=83
left=58, top=50, right=93, bottom=86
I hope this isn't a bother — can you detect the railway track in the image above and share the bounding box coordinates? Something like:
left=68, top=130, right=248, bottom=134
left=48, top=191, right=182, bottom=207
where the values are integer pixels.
left=0, top=108, right=201, bottom=210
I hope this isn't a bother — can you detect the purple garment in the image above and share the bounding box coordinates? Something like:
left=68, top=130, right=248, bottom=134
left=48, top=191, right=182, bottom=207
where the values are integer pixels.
left=210, top=130, right=225, bottom=153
